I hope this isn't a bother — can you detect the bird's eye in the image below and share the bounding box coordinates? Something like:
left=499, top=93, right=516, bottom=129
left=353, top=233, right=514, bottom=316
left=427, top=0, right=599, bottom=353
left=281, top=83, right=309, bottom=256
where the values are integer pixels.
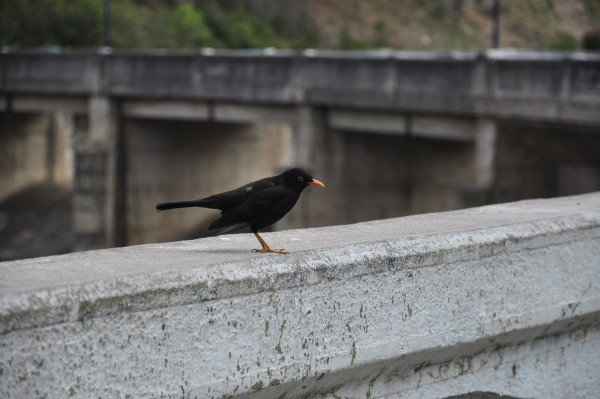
left=297, top=176, right=304, bottom=182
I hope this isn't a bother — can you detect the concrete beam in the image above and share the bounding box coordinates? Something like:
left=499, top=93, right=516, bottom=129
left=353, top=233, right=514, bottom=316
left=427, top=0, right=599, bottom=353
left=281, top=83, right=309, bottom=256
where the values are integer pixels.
left=2, top=95, right=87, bottom=114
left=329, top=109, right=475, bottom=141
left=213, top=103, right=295, bottom=124
left=1, top=193, right=599, bottom=398
left=474, top=98, right=600, bottom=126
left=120, top=101, right=296, bottom=124
left=122, top=100, right=210, bottom=120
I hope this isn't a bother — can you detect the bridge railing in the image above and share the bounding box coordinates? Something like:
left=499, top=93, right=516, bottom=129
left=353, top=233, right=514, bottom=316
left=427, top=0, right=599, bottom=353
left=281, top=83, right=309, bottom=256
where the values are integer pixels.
left=1, top=192, right=599, bottom=398
left=2, top=50, right=599, bottom=122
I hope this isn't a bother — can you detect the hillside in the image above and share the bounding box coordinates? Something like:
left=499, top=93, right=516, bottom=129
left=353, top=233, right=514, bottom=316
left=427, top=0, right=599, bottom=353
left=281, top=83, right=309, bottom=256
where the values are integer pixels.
left=304, top=0, right=599, bottom=50
left=1, top=0, right=599, bottom=51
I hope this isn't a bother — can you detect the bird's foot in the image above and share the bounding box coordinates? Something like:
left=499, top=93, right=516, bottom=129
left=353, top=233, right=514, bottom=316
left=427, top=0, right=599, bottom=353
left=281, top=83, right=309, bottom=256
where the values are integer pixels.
left=252, top=232, right=289, bottom=254
left=252, top=248, right=289, bottom=255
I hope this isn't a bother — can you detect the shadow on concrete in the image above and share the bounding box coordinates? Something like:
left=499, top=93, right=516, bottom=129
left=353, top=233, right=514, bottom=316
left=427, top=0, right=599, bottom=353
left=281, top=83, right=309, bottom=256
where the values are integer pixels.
left=0, top=183, right=72, bottom=261
left=445, top=393, right=527, bottom=399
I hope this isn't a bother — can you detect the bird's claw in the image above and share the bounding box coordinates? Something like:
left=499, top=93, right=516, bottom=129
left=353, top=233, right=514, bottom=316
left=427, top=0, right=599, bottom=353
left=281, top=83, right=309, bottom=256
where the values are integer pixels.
left=252, top=248, right=289, bottom=255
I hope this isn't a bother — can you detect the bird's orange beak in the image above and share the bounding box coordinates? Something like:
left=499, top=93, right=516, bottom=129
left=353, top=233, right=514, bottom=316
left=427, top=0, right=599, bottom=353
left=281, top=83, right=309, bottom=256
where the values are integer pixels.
left=309, top=178, right=326, bottom=188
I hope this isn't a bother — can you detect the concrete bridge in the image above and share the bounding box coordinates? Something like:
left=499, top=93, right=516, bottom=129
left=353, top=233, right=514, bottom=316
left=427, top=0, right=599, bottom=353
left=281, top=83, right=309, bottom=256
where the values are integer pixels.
left=1, top=193, right=599, bottom=398
left=1, top=50, right=600, bottom=251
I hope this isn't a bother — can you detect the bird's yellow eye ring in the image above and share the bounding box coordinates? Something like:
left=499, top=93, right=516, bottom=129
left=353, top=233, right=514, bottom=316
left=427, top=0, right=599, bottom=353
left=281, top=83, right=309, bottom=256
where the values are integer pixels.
left=297, top=176, right=304, bottom=182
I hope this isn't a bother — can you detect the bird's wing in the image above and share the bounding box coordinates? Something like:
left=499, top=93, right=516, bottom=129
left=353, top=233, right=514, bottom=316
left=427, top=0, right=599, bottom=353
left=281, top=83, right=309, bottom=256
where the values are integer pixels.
left=207, top=184, right=286, bottom=231
left=194, top=187, right=249, bottom=210
left=197, top=178, right=275, bottom=210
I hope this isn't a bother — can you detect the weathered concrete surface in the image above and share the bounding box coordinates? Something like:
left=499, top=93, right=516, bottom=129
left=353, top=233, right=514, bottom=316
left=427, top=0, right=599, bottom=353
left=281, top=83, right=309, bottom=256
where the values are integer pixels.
left=0, top=183, right=73, bottom=261
left=2, top=51, right=600, bottom=125
left=1, top=193, right=600, bottom=398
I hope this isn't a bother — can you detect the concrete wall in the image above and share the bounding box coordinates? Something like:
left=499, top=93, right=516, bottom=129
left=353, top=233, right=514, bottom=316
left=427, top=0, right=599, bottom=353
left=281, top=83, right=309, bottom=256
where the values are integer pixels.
left=0, top=112, right=73, bottom=201
left=1, top=193, right=599, bottom=398
left=329, top=131, right=475, bottom=224
left=493, top=123, right=600, bottom=203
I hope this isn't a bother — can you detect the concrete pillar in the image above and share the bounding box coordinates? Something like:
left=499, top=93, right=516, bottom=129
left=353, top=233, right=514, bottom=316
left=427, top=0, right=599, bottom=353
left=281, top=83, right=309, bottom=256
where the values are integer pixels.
left=472, top=53, right=490, bottom=99
left=89, top=97, right=117, bottom=145
left=291, top=106, right=322, bottom=168
left=451, top=118, right=497, bottom=210
left=47, top=111, right=74, bottom=187
left=73, top=97, right=118, bottom=251
left=475, top=118, right=497, bottom=188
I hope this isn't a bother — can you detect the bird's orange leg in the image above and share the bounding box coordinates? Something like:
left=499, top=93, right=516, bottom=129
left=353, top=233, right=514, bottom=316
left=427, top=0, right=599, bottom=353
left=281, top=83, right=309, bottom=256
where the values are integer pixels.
left=252, top=232, right=289, bottom=255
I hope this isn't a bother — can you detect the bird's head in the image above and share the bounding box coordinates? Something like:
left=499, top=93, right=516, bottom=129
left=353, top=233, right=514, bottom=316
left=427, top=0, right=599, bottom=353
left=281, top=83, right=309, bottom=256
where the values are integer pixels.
left=283, top=168, right=326, bottom=191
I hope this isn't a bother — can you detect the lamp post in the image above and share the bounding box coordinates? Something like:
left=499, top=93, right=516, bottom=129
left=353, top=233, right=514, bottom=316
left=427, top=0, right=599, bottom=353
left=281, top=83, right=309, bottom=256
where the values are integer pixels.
left=103, top=0, right=112, bottom=48
left=491, top=0, right=501, bottom=48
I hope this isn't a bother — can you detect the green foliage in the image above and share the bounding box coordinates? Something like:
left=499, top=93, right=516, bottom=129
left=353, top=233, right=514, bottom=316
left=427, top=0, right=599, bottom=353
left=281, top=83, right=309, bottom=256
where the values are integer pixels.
left=267, top=9, right=320, bottom=49
left=111, top=0, right=148, bottom=48
left=372, top=20, right=390, bottom=48
left=582, top=0, right=600, bottom=19
left=1, top=0, right=102, bottom=48
left=0, top=0, right=593, bottom=51
left=0, top=0, right=282, bottom=49
left=112, top=0, right=214, bottom=49
left=170, top=2, right=212, bottom=47
left=339, top=26, right=370, bottom=50
left=202, top=5, right=288, bottom=49
left=549, top=31, right=578, bottom=51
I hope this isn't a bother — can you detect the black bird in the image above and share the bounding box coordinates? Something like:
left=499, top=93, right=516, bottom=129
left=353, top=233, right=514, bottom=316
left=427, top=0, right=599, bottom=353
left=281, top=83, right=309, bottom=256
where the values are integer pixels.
left=156, top=168, right=325, bottom=254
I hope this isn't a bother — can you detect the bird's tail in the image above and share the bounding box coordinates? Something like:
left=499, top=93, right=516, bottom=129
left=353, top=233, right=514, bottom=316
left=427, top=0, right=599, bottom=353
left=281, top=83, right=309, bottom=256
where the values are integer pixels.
left=156, top=199, right=209, bottom=212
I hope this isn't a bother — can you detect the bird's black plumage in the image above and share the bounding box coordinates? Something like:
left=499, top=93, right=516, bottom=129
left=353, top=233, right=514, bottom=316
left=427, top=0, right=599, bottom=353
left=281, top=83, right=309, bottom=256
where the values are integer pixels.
left=156, top=168, right=325, bottom=254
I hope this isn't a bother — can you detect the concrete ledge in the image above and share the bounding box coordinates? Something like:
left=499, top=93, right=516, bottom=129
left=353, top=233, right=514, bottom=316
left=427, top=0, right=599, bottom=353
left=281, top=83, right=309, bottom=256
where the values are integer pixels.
left=122, top=100, right=210, bottom=120
left=1, top=193, right=600, bottom=398
left=2, top=95, right=88, bottom=114
left=328, top=110, right=475, bottom=140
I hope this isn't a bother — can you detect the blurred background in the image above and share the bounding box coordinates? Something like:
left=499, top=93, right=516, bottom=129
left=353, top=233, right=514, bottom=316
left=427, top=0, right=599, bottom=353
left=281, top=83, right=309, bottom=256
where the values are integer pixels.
left=2, top=0, right=600, bottom=51
left=1, top=0, right=599, bottom=261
